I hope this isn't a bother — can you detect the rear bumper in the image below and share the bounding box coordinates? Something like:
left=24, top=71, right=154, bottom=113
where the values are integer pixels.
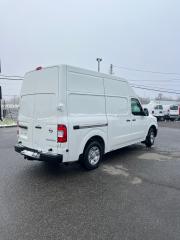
left=169, top=115, right=179, bottom=119
left=155, top=115, right=164, bottom=118
left=14, top=144, right=63, bottom=162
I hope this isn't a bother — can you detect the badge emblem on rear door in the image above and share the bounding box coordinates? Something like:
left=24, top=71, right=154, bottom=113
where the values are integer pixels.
left=49, top=129, right=53, bottom=133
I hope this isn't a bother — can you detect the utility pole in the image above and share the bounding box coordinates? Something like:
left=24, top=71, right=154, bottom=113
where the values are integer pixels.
left=0, top=60, right=3, bottom=120
left=3, top=99, right=6, bottom=118
left=0, top=86, right=2, bottom=121
left=14, top=95, right=16, bottom=106
left=96, top=58, right=102, bottom=72
left=109, top=64, right=114, bottom=75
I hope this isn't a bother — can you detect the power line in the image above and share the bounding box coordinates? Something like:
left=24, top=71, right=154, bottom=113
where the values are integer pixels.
left=131, top=83, right=180, bottom=92
left=2, top=94, right=19, bottom=97
left=0, top=74, right=24, bottom=78
left=109, top=64, right=180, bottom=94
left=131, top=85, right=180, bottom=95
left=113, top=65, right=180, bottom=76
left=129, top=79, right=180, bottom=82
left=0, top=77, right=23, bottom=81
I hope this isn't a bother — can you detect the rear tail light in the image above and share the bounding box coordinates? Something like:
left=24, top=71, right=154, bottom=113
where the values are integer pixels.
left=57, top=124, right=67, bottom=143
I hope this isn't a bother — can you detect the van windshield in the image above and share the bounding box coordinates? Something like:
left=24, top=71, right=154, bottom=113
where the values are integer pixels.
left=155, top=105, right=163, bottom=110
left=170, top=105, right=178, bottom=110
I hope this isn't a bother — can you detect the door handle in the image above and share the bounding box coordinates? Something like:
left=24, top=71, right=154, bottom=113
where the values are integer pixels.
left=19, top=125, right=28, bottom=130
left=132, top=119, right=136, bottom=121
left=126, top=119, right=131, bottom=122
left=35, top=125, right=42, bottom=129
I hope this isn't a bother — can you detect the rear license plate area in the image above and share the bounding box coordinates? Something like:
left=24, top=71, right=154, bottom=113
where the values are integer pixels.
left=21, top=150, right=40, bottom=159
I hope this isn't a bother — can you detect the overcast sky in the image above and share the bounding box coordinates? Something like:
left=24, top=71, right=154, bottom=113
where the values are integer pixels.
left=0, top=0, right=180, bottom=99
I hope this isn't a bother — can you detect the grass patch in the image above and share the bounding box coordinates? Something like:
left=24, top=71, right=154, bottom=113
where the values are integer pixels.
left=0, top=119, right=16, bottom=126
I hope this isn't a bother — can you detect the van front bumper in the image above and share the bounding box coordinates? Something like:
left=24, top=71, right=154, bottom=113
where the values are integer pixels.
left=14, top=144, right=63, bottom=162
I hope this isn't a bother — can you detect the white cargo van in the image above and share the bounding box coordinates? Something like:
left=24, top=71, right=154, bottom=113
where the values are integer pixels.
left=169, top=105, right=180, bottom=120
left=15, top=65, right=158, bottom=170
left=143, top=102, right=165, bottom=121
left=153, top=104, right=165, bottom=121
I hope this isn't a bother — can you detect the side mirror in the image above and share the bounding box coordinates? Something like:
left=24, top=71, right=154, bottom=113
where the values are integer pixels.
left=143, top=108, right=149, bottom=116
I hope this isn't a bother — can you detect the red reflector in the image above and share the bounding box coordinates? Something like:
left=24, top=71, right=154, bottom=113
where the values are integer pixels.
left=57, top=124, right=67, bottom=143
left=36, top=66, right=42, bottom=71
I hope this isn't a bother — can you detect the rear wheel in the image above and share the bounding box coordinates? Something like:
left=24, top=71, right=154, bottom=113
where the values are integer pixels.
left=81, top=141, right=103, bottom=170
left=145, top=127, right=156, bottom=147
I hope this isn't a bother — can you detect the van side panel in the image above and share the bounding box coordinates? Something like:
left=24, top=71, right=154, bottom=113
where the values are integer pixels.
left=106, top=96, right=131, bottom=149
left=66, top=69, right=108, bottom=162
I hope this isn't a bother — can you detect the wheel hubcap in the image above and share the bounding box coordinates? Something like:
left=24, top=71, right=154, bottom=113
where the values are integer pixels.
left=88, top=146, right=100, bottom=165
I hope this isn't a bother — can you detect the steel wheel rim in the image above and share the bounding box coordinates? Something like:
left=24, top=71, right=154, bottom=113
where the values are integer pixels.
left=88, top=146, right=100, bottom=165
left=150, top=131, right=155, bottom=144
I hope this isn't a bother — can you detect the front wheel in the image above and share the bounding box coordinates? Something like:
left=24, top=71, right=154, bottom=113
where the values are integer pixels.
left=160, top=116, right=164, bottom=121
left=145, top=128, right=156, bottom=147
left=81, top=141, right=103, bottom=170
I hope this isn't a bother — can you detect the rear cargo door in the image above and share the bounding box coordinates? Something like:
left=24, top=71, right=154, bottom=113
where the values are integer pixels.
left=33, top=93, right=58, bottom=152
left=19, top=66, right=59, bottom=152
left=31, top=67, right=59, bottom=152
left=18, top=95, right=35, bottom=149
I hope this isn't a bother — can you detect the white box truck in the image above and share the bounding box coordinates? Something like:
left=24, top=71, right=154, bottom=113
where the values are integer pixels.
left=15, top=65, right=158, bottom=170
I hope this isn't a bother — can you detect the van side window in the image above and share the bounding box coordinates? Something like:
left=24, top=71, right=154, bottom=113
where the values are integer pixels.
left=131, top=98, right=143, bottom=116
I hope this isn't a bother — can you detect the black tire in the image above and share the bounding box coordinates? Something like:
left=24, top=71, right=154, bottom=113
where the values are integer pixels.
left=145, top=127, right=156, bottom=148
left=81, top=140, right=103, bottom=170
left=160, top=116, right=164, bottom=121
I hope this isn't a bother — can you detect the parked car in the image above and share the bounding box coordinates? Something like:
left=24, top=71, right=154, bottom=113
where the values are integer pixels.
left=15, top=65, right=158, bottom=170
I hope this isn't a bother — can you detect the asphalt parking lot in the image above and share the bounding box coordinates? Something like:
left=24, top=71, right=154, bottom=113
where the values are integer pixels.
left=0, top=123, right=180, bottom=240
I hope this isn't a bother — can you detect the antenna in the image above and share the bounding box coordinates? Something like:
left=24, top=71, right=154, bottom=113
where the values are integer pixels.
left=109, top=64, right=114, bottom=75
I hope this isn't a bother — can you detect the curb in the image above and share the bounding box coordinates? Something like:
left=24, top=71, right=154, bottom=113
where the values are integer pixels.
left=0, top=125, right=17, bottom=128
